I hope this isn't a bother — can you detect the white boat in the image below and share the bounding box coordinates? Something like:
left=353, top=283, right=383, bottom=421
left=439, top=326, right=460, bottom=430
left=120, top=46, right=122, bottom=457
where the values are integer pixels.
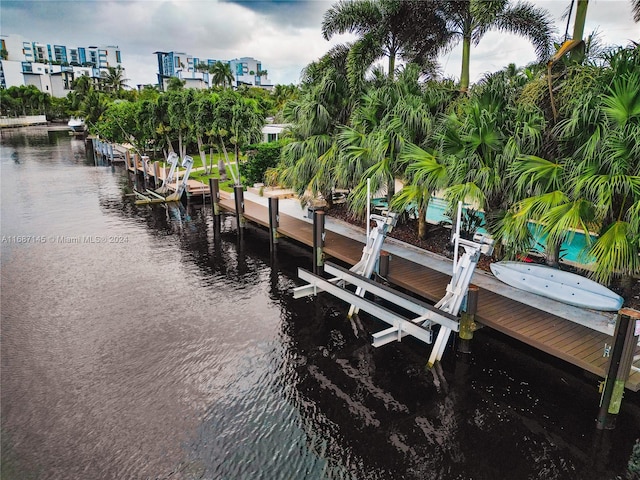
left=489, top=261, right=624, bottom=311
left=67, top=117, right=86, bottom=133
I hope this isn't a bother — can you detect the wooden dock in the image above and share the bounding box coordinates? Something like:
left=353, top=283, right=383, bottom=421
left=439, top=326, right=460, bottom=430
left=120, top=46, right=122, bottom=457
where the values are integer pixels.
left=124, top=152, right=210, bottom=197
left=218, top=195, right=640, bottom=392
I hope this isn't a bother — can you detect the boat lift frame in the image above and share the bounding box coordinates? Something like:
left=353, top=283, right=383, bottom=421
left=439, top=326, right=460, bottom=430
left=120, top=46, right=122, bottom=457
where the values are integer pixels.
left=293, top=202, right=494, bottom=367
left=134, top=154, right=193, bottom=205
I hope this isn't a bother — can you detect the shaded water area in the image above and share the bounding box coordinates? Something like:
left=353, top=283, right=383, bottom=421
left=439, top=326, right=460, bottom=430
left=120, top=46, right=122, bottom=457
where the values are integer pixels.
left=1, top=127, right=639, bottom=480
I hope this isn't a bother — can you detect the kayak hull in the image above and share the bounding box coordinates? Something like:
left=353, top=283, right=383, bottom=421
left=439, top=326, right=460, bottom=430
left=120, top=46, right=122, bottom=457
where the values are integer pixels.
left=490, top=261, right=623, bottom=311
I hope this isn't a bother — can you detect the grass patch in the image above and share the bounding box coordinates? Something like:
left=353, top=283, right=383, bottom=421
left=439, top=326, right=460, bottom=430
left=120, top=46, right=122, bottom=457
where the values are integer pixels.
left=189, top=166, right=246, bottom=193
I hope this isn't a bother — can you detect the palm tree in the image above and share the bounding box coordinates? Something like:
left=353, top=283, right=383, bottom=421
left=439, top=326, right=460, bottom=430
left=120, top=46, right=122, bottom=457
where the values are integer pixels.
left=80, top=89, right=109, bottom=129
left=211, top=90, right=265, bottom=185
left=388, top=76, right=457, bottom=238
left=274, top=46, right=354, bottom=205
left=634, top=0, right=640, bottom=21
left=103, top=66, right=129, bottom=93
left=435, top=0, right=554, bottom=93
left=321, top=0, right=448, bottom=82
left=271, top=84, right=299, bottom=113
left=501, top=45, right=640, bottom=285
left=167, top=88, right=194, bottom=159
left=72, top=75, right=92, bottom=96
left=187, top=91, right=216, bottom=173
left=210, top=61, right=235, bottom=88
left=334, top=64, right=457, bottom=240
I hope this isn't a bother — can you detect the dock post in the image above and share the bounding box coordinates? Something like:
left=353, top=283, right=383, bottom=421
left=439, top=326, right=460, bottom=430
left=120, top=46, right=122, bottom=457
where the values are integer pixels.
left=153, top=161, right=161, bottom=187
left=596, top=308, right=640, bottom=430
left=91, top=138, right=97, bottom=164
left=268, top=197, right=279, bottom=251
left=141, top=155, right=149, bottom=185
left=233, top=185, right=245, bottom=232
left=458, top=285, right=479, bottom=353
left=125, top=150, right=131, bottom=170
left=209, top=178, right=221, bottom=216
left=313, top=210, right=325, bottom=275
left=378, top=250, right=390, bottom=277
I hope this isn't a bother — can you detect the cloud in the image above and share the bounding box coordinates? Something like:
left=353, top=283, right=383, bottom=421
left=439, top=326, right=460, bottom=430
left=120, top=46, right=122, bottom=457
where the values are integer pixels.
left=222, top=0, right=329, bottom=28
left=1, top=0, right=637, bottom=88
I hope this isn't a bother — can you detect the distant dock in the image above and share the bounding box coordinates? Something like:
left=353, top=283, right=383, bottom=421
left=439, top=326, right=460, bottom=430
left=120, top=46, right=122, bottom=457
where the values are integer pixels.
left=122, top=150, right=210, bottom=198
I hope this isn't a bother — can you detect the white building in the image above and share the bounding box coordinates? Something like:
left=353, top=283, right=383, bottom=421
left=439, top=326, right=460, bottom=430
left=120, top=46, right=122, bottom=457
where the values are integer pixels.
left=155, top=51, right=272, bottom=91
left=0, top=34, right=126, bottom=97
left=228, top=57, right=271, bottom=89
left=262, top=123, right=289, bottom=143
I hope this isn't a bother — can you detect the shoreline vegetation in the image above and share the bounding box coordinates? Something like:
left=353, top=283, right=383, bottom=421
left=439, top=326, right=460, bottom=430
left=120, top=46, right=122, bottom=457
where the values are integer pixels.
left=2, top=2, right=638, bottom=308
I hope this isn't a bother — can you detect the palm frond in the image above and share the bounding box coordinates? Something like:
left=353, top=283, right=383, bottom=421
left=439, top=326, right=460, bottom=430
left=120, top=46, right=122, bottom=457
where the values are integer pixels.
left=588, top=221, right=639, bottom=283
left=494, top=2, right=555, bottom=60
left=539, top=199, right=596, bottom=247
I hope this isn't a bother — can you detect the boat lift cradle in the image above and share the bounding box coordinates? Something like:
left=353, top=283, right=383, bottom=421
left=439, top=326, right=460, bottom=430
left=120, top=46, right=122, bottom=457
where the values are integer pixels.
left=134, top=153, right=194, bottom=205
left=293, top=202, right=494, bottom=367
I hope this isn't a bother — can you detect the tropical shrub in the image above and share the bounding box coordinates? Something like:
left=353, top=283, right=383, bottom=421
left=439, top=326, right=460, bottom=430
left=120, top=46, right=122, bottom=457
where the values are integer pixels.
left=241, top=141, right=285, bottom=185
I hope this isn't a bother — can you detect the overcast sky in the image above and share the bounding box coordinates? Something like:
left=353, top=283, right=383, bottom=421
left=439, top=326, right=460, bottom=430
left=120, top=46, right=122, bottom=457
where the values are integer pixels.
left=1, top=0, right=638, bottom=88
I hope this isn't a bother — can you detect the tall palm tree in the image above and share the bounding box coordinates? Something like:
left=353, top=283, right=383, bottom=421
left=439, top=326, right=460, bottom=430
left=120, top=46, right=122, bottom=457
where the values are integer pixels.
left=435, top=0, right=554, bottom=93
left=321, top=0, right=448, bottom=82
left=210, top=61, right=234, bottom=88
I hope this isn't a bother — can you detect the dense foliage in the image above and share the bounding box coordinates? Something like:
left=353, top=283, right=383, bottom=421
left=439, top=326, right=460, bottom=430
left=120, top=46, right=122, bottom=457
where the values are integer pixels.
left=270, top=0, right=640, bottom=288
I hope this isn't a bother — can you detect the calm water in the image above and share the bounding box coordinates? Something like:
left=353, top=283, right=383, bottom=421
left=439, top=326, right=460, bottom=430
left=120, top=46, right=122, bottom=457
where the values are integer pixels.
left=1, top=127, right=639, bottom=480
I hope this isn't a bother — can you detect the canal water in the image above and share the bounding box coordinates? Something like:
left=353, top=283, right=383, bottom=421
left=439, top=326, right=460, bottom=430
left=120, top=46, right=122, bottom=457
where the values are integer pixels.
left=1, top=128, right=638, bottom=480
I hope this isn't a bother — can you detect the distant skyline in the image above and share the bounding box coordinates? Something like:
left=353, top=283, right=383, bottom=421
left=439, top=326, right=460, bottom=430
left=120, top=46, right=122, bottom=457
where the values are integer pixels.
left=2, top=1, right=638, bottom=88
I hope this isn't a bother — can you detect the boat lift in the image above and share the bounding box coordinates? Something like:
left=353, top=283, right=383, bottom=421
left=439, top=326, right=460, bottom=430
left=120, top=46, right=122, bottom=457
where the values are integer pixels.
left=134, top=153, right=193, bottom=205
left=293, top=202, right=494, bottom=367
left=156, top=152, right=180, bottom=195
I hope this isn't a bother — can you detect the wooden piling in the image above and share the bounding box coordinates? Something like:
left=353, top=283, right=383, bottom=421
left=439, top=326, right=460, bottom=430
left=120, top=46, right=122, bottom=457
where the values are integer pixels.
left=153, top=161, right=160, bottom=186
left=233, top=185, right=245, bottom=232
left=268, top=197, right=279, bottom=251
left=209, top=178, right=221, bottom=216
left=379, top=250, right=390, bottom=277
left=458, top=285, right=479, bottom=353
left=91, top=138, right=98, bottom=165
left=141, top=155, right=149, bottom=184
left=125, top=150, right=131, bottom=170
left=597, top=308, right=640, bottom=430
left=313, top=210, right=325, bottom=275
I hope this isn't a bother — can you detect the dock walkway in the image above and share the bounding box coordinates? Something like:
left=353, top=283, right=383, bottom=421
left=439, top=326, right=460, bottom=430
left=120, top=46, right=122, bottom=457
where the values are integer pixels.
left=218, top=191, right=640, bottom=391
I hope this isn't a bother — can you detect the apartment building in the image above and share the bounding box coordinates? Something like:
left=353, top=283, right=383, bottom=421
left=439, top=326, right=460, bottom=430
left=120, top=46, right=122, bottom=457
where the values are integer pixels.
left=0, top=34, right=125, bottom=97
left=155, top=51, right=272, bottom=91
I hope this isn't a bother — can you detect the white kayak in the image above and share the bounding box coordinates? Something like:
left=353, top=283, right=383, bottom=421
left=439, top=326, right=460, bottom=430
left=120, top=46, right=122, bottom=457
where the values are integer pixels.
left=489, top=261, right=624, bottom=311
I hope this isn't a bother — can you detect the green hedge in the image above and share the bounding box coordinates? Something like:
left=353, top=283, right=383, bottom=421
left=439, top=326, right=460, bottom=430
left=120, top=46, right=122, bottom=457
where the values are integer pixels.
left=240, top=141, right=283, bottom=185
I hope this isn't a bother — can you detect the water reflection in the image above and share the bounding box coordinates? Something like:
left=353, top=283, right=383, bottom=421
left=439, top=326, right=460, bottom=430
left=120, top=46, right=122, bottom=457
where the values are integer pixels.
left=1, top=130, right=638, bottom=480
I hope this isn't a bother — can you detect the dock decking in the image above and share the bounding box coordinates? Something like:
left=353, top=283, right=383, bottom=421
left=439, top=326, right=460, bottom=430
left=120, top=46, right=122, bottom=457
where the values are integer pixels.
left=220, top=196, right=640, bottom=392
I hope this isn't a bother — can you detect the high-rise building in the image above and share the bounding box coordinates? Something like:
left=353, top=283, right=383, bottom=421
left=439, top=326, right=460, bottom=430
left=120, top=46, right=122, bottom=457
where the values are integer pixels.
left=154, top=51, right=272, bottom=91
left=0, top=34, right=126, bottom=97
